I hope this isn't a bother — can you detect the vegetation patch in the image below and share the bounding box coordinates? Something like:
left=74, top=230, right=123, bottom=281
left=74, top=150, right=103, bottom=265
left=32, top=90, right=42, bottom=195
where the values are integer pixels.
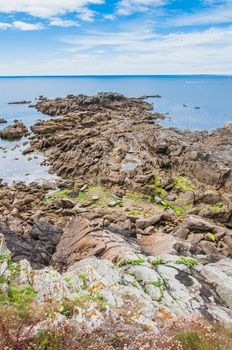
left=150, top=257, right=166, bottom=266
left=173, top=176, right=195, bottom=191
left=78, top=273, right=88, bottom=290
left=148, top=175, right=161, bottom=187
left=117, top=257, right=145, bottom=268
left=146, top=277, right=165, bottom=302
left=209, top=201, right=225, bottom=213
left=175, top=330, right=221, bottom=350
left=175, top=256, right=199, bottom=268
left=127, top=210, right=142, bottom=217
left=45, top=188, right=74, bottom=202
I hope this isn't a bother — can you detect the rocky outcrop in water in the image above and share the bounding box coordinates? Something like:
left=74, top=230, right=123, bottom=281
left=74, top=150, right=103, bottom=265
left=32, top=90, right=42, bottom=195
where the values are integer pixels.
left=0, top=120, right=28, bottom=139
left=32, top=93, right=232, bottom=196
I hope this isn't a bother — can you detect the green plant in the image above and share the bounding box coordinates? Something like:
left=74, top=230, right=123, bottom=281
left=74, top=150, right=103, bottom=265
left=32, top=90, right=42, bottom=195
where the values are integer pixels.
left=131, top=281, right=139, bottom=288
left=148, top=175, right=161, bottom=187
left=146, top=278, right=165, bottom=302
left=117, top=257, right=145, bottom=268
left=150, top=257, right=166, bottom=266
left=169, top=204, right=185, bottom=216
left=45, top=188, right=74, bottom=202
left=209, top=201, right=225, bottom=213
left=7, top=285, right=37, bottom=310
left=155, top=187, right=167, bottom=198
left=78, top=273, right=88, bottom=290
left=174, top=330, right=221, bottom=350
left=180, top=199, right=191, bottom=211
left=36, top=328, right=71, bottom=350
left=173, top=176, right=195, bottom=191
left=127, top=210, right=141, bottom=217
left=0, top=253, right=11, bottom=263
left=175, top=256, right=199, bottom=268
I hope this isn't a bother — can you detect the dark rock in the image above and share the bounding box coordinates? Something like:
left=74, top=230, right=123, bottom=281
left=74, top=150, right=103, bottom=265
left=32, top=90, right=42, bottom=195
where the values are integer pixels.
left=8, top=100, right=31, bottom=105
left=1, top=221, right=63, bottom=268
left=22, top=147, right=34, bottom=155
left=175, top=270, right=194, bottom=287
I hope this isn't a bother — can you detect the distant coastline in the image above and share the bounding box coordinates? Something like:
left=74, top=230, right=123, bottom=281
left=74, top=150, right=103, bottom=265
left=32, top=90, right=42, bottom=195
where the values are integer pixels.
left=0, top=74, right=231, bottom=78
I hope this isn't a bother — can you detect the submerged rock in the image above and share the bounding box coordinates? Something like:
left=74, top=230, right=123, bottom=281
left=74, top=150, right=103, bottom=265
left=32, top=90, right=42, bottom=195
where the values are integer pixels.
left=8, top=100, right=31, bottom=105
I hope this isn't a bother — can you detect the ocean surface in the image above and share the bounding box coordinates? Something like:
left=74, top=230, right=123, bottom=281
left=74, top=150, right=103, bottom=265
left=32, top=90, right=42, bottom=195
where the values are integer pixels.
left=0, top=75, right=232, bottom=183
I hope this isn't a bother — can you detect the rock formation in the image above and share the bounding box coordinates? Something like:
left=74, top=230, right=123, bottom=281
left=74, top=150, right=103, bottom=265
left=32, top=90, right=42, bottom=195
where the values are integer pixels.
left=0, top=92, right=232, bottom=346
left=0, top=120, right=28, bottom=139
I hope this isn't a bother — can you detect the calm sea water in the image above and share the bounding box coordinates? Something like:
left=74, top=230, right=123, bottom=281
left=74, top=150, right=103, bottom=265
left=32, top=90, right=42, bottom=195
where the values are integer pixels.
left=0, top=75, right=232, bottom=183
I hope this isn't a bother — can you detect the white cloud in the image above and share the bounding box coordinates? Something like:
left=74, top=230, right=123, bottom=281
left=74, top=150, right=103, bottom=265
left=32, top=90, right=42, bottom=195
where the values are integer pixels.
left=0, top=22, right=12, bottom=29
left=58, top=26, right=232, bottom=74
left=77, top=8, right=95, bottom=21
left=63, top=26, right=232, bottom=51
left=50, top=17, right=80, bottom=27
left=13, top=21, right=43, bottom=30
left=0, top=0, right=104, bottom=18
left=0, top=20, right=43, bottom=30
left=117, top=0, right=166, bottom=15
left=172, top=0, right=232, bottom=26
left=104, top=14, right=116, bottom=20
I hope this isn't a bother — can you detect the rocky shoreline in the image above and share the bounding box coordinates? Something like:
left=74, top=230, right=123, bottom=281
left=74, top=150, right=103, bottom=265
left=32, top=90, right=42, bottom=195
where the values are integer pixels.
left=0, top=92, right=232, bottom=348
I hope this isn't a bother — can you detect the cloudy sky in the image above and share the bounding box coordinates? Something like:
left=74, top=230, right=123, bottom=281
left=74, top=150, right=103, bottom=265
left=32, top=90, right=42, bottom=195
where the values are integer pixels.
left=0, top=0, right=231, bottom=75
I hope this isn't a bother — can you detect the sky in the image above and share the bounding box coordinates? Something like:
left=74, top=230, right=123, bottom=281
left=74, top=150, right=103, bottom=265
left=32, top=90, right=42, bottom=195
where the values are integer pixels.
left=0, top=0, right=231, bottom=75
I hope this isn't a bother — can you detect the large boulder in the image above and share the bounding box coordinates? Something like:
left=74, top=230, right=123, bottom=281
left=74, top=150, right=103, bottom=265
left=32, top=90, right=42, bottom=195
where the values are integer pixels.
left=52, top=217, right=142, bottom=270
left=1, top=221, right=63, bottom=268
left=0, top=120, right=28, bottom=139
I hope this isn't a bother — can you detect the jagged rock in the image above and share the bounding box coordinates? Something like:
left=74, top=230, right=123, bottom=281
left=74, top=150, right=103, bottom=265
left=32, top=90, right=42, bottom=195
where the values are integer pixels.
left=199, top=241, right=219, bottom=255
left=52, top=217, right=142, bottom=270
left=200, top=259, right=232, bottom=309
left=0, top=120, right=28, bottom=139
left=57, top=198, right=76, bottom=209
left=29, top=255, right=232, bottom=326
left=22, top=147, right=34, bottom=155
left=41, top=180, right=56, bottom=191
left=1, top=221, right=63, bottom=268
left=136, top=214, right=163, bottom=230
left=183, top=216, right=215, bottom=232
left=137, top=232, right=185, bottom=256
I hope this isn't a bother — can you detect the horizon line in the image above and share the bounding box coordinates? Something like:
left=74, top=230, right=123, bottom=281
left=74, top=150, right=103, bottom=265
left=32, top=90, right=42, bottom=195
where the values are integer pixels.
left=0, top=74, right=231, bottom=78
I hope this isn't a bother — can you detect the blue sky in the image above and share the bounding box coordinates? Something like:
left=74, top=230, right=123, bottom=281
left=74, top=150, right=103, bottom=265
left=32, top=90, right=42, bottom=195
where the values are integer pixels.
left=0, top=0, right=231, bottom=75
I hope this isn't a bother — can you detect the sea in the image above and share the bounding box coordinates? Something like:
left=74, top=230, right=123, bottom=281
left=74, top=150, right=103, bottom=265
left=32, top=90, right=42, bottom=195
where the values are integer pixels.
left=0, top=75, right=232, bottom=183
